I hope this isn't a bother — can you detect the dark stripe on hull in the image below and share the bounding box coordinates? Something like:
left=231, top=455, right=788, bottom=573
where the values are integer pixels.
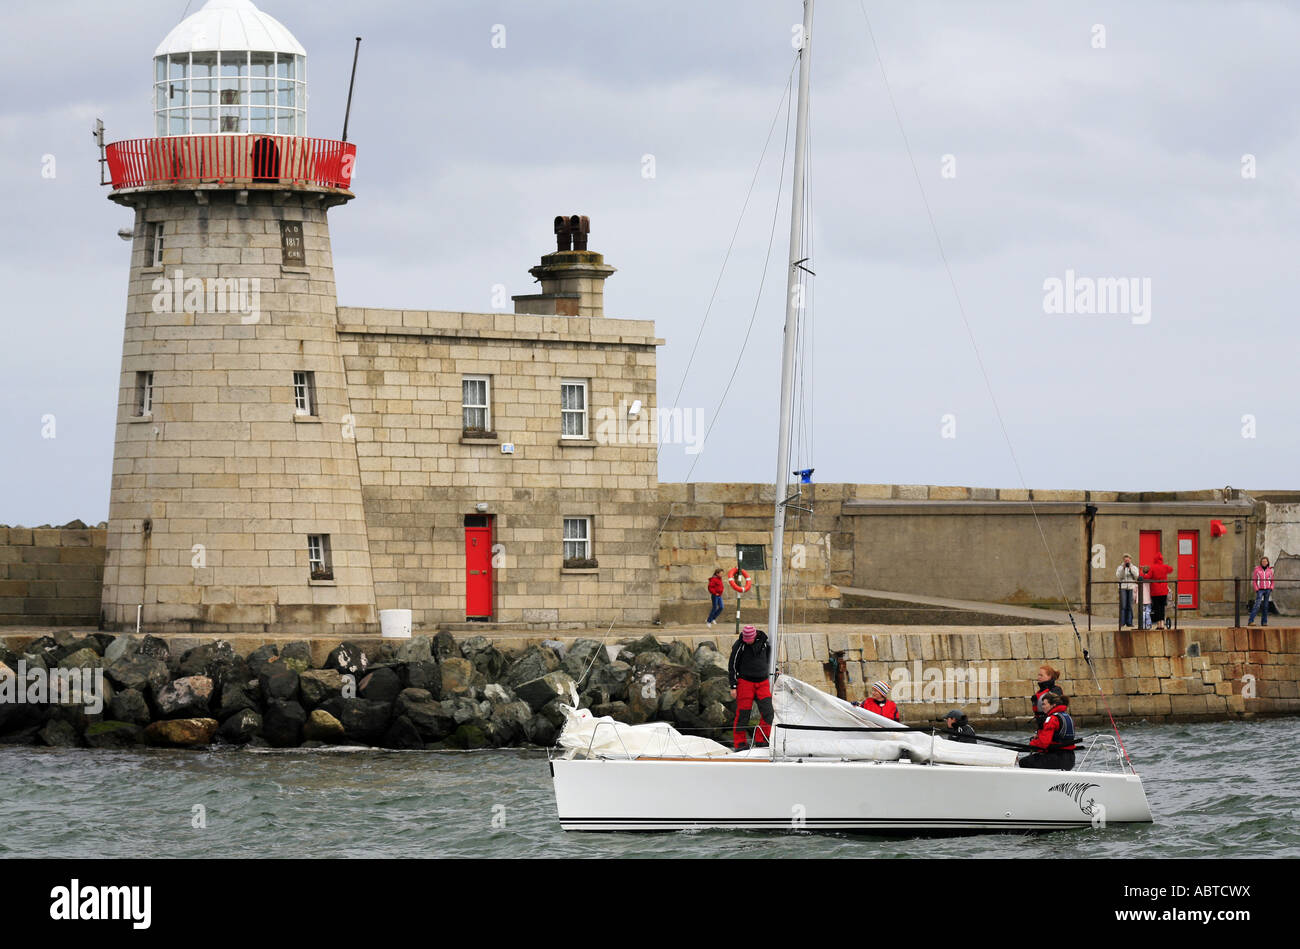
left=558, top=816, right=1147, bottom=831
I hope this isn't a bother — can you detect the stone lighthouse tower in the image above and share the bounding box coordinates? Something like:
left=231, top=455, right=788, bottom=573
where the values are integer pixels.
left=100, top=0, right=377, bottom=634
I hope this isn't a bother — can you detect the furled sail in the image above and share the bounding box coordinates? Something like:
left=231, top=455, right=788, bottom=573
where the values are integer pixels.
left=771, top=676, right=1018, bottom=767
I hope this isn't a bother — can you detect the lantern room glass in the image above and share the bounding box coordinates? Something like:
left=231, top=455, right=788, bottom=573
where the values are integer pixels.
left=153, top=51, right=305, bottom=137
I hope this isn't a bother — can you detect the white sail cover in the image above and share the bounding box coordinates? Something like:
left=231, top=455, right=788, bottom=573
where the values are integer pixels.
left=558, top=706, right=732, bottom=759
left=771, top=676, right=1017, bottom=767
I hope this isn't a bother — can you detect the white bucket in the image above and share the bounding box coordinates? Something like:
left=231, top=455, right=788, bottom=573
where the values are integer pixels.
left=379, top=608, right=412, bottom=639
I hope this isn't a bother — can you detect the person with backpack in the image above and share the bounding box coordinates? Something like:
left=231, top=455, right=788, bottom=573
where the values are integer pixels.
left=1143, top=552, right=1175, bottom=630
left=706, top=568, right=725, bottom=627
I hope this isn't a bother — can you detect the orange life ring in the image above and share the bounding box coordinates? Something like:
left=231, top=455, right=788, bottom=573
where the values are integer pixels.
left=727, top=567, right=752, bottom=593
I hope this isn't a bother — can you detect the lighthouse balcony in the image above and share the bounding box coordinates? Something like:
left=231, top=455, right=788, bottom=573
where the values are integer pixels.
left=105, top=134, right=355, bottom=193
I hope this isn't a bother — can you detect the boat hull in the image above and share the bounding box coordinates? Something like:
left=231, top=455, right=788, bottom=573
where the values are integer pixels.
left=551, top=757, right=1153, bottom=832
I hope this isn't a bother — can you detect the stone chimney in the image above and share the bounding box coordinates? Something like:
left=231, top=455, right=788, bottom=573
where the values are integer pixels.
left=512, top=214, right=616, bottom=318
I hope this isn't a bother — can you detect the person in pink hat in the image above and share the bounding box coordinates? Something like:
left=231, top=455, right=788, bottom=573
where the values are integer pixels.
left=727, top=625, right=773, bottom=749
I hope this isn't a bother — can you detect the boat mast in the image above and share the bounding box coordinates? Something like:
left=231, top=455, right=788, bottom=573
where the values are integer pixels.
left=768, top=0, right=814, bottom=676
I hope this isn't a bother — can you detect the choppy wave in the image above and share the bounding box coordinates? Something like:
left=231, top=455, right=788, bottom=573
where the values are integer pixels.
left=0, top=719, right=1295, bottom=858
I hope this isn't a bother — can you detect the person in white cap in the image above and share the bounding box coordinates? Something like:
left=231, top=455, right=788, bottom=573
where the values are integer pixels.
left=858, top=680, right=900, bottom=722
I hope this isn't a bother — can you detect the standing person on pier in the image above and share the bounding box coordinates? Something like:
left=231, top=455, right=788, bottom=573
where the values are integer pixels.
left=1143, top=552, right=1174, bottom=630
left=1116, top=554, right=1141, bottom=629
left=706, top=568, right=725, bottom=627
left=1247, top=556, right=1274, bottom=627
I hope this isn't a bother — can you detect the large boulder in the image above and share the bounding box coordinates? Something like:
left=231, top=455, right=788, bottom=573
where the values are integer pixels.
left=25, top=636, right=63, bottom=665
left=700, top=677, right=735, bottom=709
left=153, top=675, right=214, bottom=719
left=144, top=718, right=218, bottom=748
left=38, top=719, right=81, bottom=747
left=302, top=709, right=345, bottom=744
left=246, top=644, right=280, bottom=679
left=176, top=641, right=239, bottom=682
left=665, top=640, right=693, bottom=666
left=57, top=647, right=102, bottom=670
left=560, top=638, right=610, bottom=687
left=216, top=680, right=260, bottom=720
left=217, top=709, right=262, bottom=745
left=693, top=645, right=730, bottom=680
left=431, top=631, right=461, bottom=661
left=591, top=701, right=635, bottom=724
left=85, top=721, right=144, bottom=749
left=461, top=636, right=507, bottom=682
left=262, top=699, right=306, bottom=747
left=450, top=723, right=491, bottom=749
left=390, top=636, right=433, bottom=664
left=433, top=658, right=475, bottom=699
left=587, top=661, right=632, bottom=701
left=398, top=659, right=439, bottom=693
left=259, top=668, right=301, bottom=704
left=382, top=716, right=425, bottom=750
left=358, top=666, right=402, bottom=704
left=482, top=683, right=517, bottom=706
left=108, top=688, right=152, bottom=726
left=627, top=661, right=698, bottom=725
left=394, top=689, right=455, bottom=742
left=319, top=697, right=391, bottom=745
left=279, top=641, right=313, bottom=673
left=504, top=645, right=561, bottom=687
left=105, top=655, right=171, bottom=695
left=488, top=700, right=533, bottom=746
left=524, top=713, right=558, bottom=746
left=325, top=642, right=370, bottom=678
left=625, top=634, right=664, bottom=656
left=515, top=672, right=578, bottom=713
left=298, top=669, right=344, bottom=709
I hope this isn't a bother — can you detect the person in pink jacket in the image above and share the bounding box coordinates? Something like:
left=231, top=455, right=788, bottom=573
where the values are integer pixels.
left=1247, top=556, right=1274, bottom=626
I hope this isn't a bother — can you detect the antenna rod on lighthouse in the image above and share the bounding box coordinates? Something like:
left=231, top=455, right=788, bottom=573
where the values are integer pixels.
left=341, top=37, right=362, bottom=142
left=768, top=0, right=814, bottom=676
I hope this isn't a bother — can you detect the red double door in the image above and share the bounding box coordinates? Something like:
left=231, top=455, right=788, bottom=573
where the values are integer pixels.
left=465, top=520, right=494, bottom=619
left=1138, top=529, right=1199, bottom=609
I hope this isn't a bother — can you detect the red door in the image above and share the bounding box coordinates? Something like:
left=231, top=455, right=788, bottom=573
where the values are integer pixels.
left=465, top=523, right=493, bottom=619
left=1176, top=530, right=1199, bottom=609
left=1138, top=531, right=1161, bottom=577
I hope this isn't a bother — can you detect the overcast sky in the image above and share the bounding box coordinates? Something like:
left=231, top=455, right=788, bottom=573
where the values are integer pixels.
left=2, top=0, right=1298, bottom=525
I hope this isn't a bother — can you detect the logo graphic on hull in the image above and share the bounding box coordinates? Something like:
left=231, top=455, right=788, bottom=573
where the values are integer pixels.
left=1048, top=781, right=1102, bottom=817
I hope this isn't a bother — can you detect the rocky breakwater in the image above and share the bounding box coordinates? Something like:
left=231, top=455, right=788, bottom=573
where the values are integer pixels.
left=0, top=631, right=741, bottom=750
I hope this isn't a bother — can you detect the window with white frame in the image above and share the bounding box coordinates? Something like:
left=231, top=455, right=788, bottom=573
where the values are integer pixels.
left=147, top=223, right=164, bottom=267
left=134, top=371, right=154, bottom=417
left=153, top=50, right=306, bottom=137
left=293, top=371, right=317, bottom=416
left=462, top=375, right=491, bottom=433
left=307, top=534, right=333, bottom=580
left=561, top=380, right=588, bottom=438
left=563, top=517, right=592, bottom=564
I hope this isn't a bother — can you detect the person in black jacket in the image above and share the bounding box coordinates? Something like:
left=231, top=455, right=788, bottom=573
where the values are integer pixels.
left=728, top=625, right=774, bottom=750
left=941, top=709, right=977, bottom=743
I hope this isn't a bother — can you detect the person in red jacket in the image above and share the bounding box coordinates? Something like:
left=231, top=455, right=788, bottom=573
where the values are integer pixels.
left=706, top=568, right=725, bottom=627
left=858, top=681, right=900, bottom=722
left=1031, top=663, right=1059, bottom=729
left=1018, top=689, right=1076, bottom=770
left=1142, top=552, right=1175, bottom=630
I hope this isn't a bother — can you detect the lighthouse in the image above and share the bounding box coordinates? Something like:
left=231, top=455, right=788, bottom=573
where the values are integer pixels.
left=100, top=0, right=378, bottom=634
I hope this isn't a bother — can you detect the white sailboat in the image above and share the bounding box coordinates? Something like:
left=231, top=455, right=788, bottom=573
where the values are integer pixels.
left=549, top=0, right=1153, bottom=833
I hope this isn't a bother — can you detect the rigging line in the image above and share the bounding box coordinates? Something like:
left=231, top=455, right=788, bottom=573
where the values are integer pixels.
left=577, top=61, right=800, bottom=689
left=857, top=2, right=1132, bottom=764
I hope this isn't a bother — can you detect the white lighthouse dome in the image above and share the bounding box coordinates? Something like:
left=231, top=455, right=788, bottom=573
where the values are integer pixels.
left=153, top=0, right=307, bottom=137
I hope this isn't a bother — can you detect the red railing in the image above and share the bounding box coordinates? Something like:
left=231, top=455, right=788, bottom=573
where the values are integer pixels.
left=105, top=134, right=356, bottom=191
